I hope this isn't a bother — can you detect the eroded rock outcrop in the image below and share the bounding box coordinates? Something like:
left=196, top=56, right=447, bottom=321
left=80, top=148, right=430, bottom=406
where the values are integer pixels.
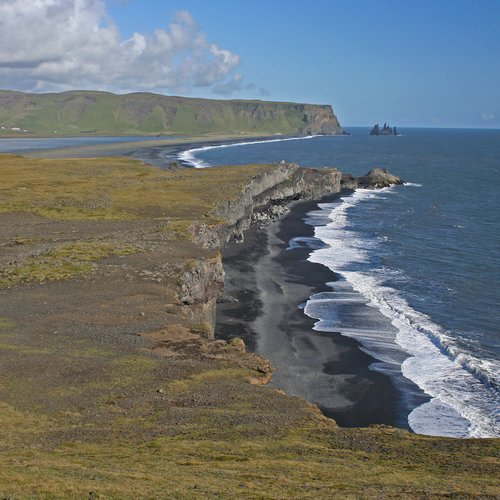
left=357, top=168, right=404, bottom=188
left=181, top=163, right=402, bottom=336
left=190, top=163, right=343, bottom=248
left=370, top=123, right=399, bottom=136
left=178, top=253, right=225, bottom=333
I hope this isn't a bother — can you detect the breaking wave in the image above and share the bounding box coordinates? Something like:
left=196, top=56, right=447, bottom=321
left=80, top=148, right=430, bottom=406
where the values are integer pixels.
left=305, top=188, right=500, bottom=437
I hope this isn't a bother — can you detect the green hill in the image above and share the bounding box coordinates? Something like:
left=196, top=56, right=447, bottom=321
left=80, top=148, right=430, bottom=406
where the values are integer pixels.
left=0, top=90, right=343, bottom=136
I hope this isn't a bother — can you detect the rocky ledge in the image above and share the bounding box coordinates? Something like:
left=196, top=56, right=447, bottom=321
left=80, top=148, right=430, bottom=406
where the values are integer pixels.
left=190, top=163, right=403, bottom=250
left=181, top=163, right=402, bottom=334
left=2, top=154, right=497, bottom=498
left=357, top=168, right=404, bottom=188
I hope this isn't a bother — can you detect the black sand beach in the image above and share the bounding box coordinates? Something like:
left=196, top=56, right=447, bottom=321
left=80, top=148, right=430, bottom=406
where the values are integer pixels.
left=26, top=134, right=283, bottom=165
left=126, top=136, right=281, bottom=168
left=216, top=196, right=429, bottom=429
left=25, top=133, right=429, bottom=429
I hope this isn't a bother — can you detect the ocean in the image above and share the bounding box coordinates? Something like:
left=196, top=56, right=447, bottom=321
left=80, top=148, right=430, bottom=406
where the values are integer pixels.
left=0, top=135, right=164, bottom=153
left=178, top=128, right=500, bottom=438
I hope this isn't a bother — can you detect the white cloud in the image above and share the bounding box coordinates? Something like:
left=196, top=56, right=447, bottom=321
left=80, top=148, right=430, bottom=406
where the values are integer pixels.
left=480, top=112, right=496, bottom=121
left=212, top=74, right=249, bottom=96
left=0, top=0, right=243, bottom=94
left=211, top=73, right=271, bottom=98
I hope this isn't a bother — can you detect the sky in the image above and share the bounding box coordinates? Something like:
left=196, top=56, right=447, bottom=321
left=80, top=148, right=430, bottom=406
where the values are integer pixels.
left=0, top=0, right=499, bottom=128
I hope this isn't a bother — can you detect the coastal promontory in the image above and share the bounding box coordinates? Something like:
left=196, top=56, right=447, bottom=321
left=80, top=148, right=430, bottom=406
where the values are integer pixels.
left=0, top=152, right=498, bottom=497
left=0, top=90, right=344, bottom=136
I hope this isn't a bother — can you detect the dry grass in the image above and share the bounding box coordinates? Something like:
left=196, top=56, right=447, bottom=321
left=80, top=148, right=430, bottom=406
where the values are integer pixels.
left=0, top=153, right=498, bottom=498
left=0, top=241, right=139, bottom=287
left=0, top=384, right=498, bottom=499
left=0, top=153, right=273, bottom=223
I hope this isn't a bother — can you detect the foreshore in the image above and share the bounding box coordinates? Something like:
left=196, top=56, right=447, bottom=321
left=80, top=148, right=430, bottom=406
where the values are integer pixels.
left=1, top=154, right=498, bottom=496
left=22, top=133, right=290, bottom=163
left=216, top=195, right=430, bottom=429
left=19, top=133, right=428, bottom=428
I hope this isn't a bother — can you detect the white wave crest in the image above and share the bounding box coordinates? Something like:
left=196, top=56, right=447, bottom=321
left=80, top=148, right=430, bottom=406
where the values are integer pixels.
left=307, top=188, right=500, bottom=438
left=178, top=135, right=320, bottom=168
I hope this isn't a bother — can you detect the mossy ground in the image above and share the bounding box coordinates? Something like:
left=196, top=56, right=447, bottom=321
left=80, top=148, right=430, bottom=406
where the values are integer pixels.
left=0, top=154, right=498, bottom=498
left=0, top=241, right=138, bottom=287
left=0, top=153, right=272, bottom=222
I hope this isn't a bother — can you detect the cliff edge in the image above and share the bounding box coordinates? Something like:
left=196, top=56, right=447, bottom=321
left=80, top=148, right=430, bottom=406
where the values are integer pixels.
left=0, top=90, right=344, bottom=136
left=1, top=154, right=497, bottom=498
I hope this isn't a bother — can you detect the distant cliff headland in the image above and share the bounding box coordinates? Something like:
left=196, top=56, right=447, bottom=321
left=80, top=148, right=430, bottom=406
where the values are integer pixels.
left=370, top=123, right=399, bottom=136
left=0, top=90, right=344, bottom=136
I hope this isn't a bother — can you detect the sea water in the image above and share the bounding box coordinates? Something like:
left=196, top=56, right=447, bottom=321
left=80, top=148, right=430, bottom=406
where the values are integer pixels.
left=178, top=127, right=500, bottom=438
left=0, top=135, right=165, bottom=153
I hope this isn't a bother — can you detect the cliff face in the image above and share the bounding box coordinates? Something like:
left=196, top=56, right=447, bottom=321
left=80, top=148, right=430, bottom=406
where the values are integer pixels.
left=191, top=164, right=402, bottom=250
left=182, top=164, right=401, bottom=333
left=299, top=104, right=343, bottom=135
left=189, top=163, right=343, bottom=249
left=180, top=163, right=344, bottom=331
left=0, top=90, right=343, bottom=136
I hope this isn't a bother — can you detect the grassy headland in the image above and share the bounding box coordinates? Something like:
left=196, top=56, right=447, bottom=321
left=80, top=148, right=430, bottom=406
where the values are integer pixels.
left=0, top=90, right=342, bottom=137
left=0, top=154, right=498, bottom=498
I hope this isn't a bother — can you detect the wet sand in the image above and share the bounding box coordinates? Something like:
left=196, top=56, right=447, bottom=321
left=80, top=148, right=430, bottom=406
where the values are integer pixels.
left=25, top=134, right=284, bottom=165
left=21, top=132, right=425, bottom=428
left=216, top=197, right=429, bottom=429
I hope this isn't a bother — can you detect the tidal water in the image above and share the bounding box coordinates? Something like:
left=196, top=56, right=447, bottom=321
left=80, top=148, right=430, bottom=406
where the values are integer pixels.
left=0, top=135, right=163, bottom=153
left=180, top=128, right=500, bottom=438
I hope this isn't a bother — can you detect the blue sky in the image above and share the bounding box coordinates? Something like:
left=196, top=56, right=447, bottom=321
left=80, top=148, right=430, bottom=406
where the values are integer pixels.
left=1, top=1, right=499, bottom=128
left=109, top=0, right=500, bottom=128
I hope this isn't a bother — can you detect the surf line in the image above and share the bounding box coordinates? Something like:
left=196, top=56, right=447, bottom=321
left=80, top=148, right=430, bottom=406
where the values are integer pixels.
left=305, top=189, right=499, bottom=438
left=178, top=135, right=321, bottom=168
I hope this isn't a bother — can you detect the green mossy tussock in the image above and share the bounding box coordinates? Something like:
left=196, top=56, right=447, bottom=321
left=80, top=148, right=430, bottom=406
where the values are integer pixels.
left=0, top=318, right=15, bottom=329
left=0, top=241, right=139, bottom=287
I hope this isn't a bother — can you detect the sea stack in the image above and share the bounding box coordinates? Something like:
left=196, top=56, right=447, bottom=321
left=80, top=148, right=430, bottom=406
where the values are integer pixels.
left=370, top=123, right=399, bottom=136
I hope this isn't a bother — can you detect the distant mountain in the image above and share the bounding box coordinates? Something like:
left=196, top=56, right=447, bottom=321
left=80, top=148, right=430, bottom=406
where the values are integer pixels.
left=0, top=90, right=344, bottom=136
left=370, top=123, right=399, bottom=136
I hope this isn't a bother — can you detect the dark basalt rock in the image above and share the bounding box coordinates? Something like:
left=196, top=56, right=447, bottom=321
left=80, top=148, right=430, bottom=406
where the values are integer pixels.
left=357, top=168, right=404, bottom=188
left=370, top=123, right=399, bottom=136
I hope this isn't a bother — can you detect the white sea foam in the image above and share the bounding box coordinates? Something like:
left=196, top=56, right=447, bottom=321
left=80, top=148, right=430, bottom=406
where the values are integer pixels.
left=403, top=182, right=422, bottom=187
left=305, top=189, right=500, bottom=438
left=178, top=135, right=319, bottom=168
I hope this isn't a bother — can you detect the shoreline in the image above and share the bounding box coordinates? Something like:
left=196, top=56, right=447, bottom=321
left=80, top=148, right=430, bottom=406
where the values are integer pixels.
left=19, top=133, right=301, bottom=163
left=216, top=195, right=430, bottom=429
left=1, top=154, right=499, bottom=495
left=11, top=131, right=478, bottom=435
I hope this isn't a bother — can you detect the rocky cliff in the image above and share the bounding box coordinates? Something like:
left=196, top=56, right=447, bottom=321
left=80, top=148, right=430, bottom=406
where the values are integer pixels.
left=181, top=163, right=402, bottom=333
left=191, top=163, right=402, bottom=250
left=0, top=90, right=344, bottom=136
left=299, top=104, right=343, bottom=135
left=189, top=163, right=342, bottom=249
